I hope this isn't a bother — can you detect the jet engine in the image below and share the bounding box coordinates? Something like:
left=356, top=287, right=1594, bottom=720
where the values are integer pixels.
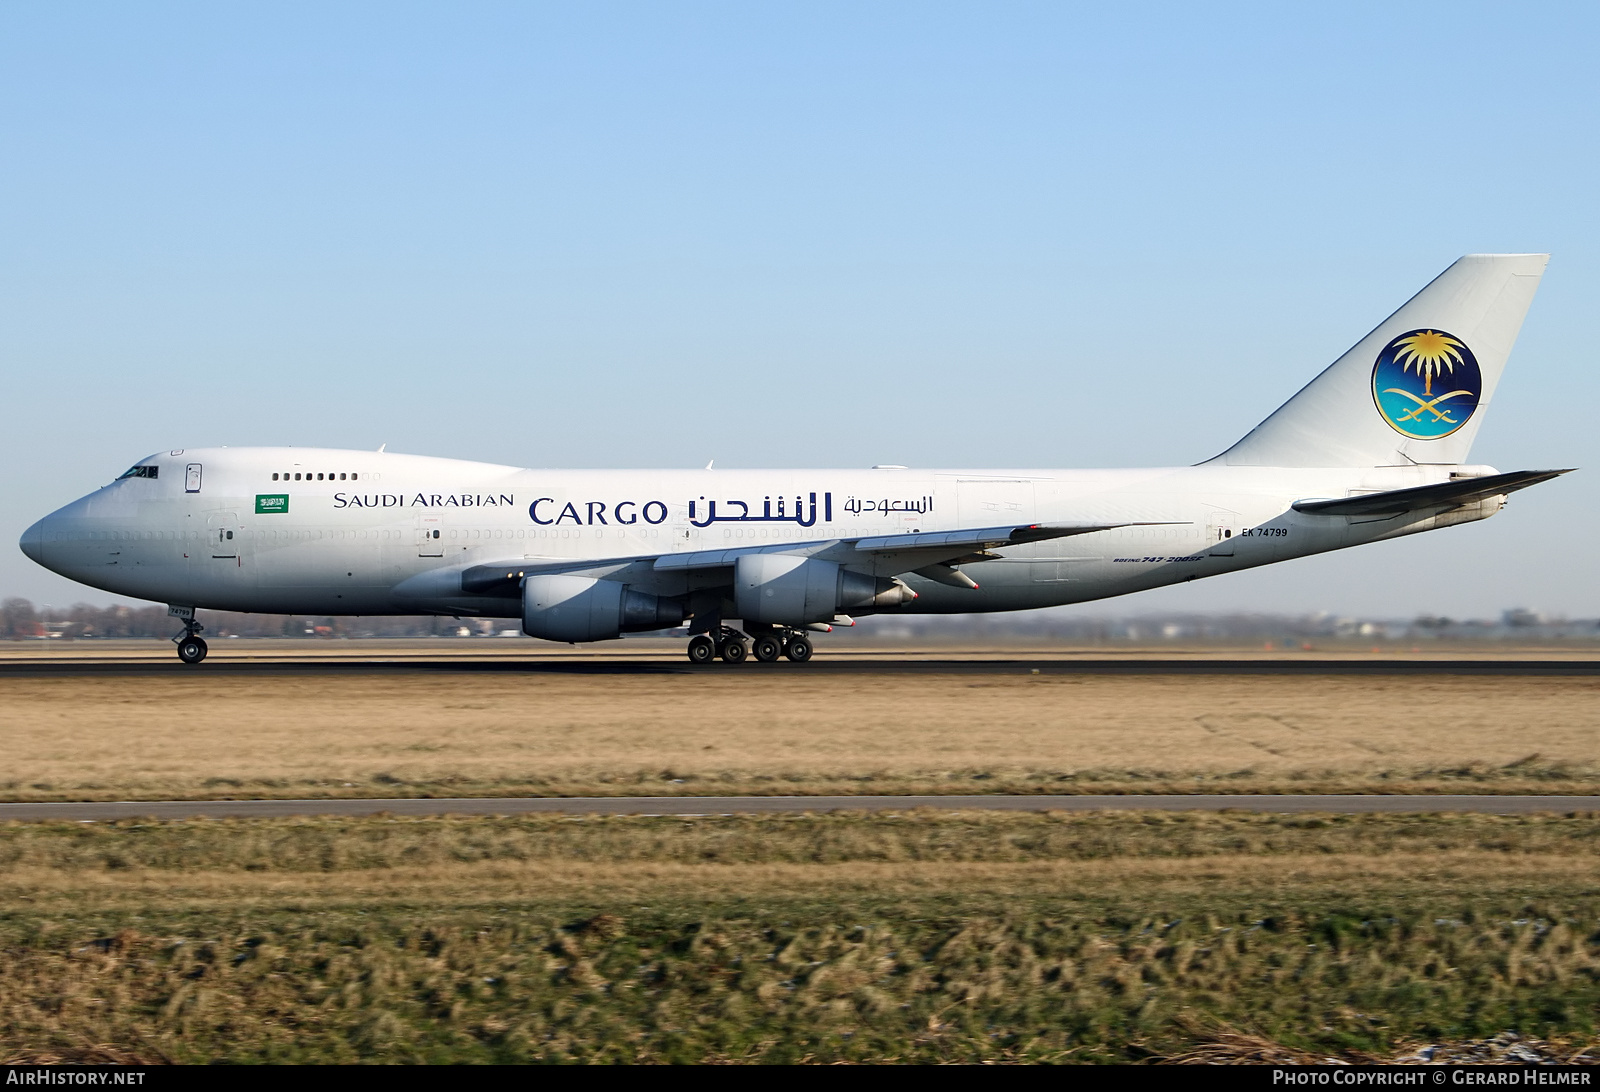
left=734, top=554, right=915, bottom=626
left=522, top=574, right=683, bottom=642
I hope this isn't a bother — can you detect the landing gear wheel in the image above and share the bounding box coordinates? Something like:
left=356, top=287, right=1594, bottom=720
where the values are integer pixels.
left=720, top=639, right=749, bottom=664
left=752, top=634, right=783, bottom=662
left=686, top=635, right=717, bottom=664
left=177, top=636, right=208, bottom=665
left=784, top=635, right=813, bottom=662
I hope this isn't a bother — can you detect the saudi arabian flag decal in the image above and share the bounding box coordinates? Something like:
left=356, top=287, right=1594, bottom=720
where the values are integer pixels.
left=255, top=494, right=290, bottom=514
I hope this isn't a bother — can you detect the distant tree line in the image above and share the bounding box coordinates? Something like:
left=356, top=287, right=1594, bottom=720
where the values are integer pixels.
left=4, top=596, right=1596, bottom=643
left=0, top=598, right=458, bottom=639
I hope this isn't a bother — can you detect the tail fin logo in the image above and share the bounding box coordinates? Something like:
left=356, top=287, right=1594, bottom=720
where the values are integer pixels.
left=1371, top=328, right=1482, bottom=440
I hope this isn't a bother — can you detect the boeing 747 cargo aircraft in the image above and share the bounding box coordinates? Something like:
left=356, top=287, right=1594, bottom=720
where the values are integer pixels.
left=20, top=254, right=1570, bottom=664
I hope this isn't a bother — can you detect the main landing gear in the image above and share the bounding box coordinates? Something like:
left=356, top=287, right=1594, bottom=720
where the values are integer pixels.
left=172, top=615, right=208, bottom=665
left=687, top=626, right=813, bottom=665
left=687, top=627, right=746, bottom=664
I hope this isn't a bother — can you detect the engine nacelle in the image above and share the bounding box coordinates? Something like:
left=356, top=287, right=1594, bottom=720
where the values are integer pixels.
left=522, top=574, right=683, bottom=642
left=734, top=554, right=916, bottom=625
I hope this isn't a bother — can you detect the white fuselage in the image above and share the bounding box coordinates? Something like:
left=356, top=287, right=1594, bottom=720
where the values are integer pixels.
left=20, top=446, right=1498, bottom=620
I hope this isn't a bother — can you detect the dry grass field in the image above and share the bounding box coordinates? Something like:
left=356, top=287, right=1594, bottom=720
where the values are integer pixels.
left=5, top=810, right=1600, bottom=1063
left=1, top=661, right=1598, bottom=800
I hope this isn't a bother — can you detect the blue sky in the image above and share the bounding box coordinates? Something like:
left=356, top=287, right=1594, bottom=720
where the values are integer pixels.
left=3, top=2, right=1596, bottom=617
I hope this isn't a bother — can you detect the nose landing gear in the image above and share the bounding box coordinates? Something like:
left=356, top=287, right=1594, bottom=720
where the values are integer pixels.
left=177, top=636, right=208, bottom=664
left=171, top=610, right=208, bottom=664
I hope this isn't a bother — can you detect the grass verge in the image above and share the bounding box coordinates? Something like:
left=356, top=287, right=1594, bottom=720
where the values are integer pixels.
left=3, top=811, right=1600, bottom=1062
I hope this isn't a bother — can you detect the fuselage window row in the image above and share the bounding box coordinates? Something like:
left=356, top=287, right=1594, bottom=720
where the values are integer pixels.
left=270, top=473, right=361, bottom=481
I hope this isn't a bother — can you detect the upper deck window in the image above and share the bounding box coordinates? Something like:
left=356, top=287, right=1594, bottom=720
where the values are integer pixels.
left=271, top=470, right=358, bottom=481
left=117, top=465, right=159, bottom=480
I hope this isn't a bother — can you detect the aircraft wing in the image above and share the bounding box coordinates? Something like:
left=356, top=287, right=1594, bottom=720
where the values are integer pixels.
left=1291, top=469, right=1572, bottom=517
left=652, top=520, right=1159, bottom=575
left=454, top=520, right=1165, bottom=596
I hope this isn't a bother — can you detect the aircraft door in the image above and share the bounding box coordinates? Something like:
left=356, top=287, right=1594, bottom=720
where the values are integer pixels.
left=185, top=464, right=203, bottom=493
left=1205, top=507, right=1241, bottom=556
left=206, top=510, right=242, bottom=564
left=669, top=502, right=696, bottom=552
left=417, top=514, right=444, bottom=557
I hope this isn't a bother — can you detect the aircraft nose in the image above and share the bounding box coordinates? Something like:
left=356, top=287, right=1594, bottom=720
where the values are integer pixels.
left=19, top=518, right=48, bottom=566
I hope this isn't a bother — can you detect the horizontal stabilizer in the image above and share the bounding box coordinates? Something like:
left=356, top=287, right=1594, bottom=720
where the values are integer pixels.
left=1291, top=469, right=1572, bottom=517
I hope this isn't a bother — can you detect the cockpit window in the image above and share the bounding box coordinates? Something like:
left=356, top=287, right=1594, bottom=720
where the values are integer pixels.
left=117, top=465, right=159, bottom=480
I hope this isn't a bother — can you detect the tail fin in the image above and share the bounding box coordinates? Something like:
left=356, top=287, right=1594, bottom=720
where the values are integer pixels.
left=1210, top=254, right=1548, bottom=467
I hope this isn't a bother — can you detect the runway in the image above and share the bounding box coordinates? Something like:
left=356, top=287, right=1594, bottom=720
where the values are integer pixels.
left=3, top=657, right=1599, bottom=678
left=4, top=794, right=1597, bottom=822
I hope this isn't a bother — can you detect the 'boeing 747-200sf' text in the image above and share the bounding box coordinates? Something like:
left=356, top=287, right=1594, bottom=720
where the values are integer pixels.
left=20, top=255, right=1573, bottom=665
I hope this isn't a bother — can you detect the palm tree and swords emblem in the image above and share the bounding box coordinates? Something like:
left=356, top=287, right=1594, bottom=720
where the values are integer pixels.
left=1371, top=328, right=1482, bottom=439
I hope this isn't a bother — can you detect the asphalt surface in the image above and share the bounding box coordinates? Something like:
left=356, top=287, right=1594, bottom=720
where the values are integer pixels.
left=3, top=794, right=1598, bottom=821
left=3, top=658, right=1599, bottom=678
